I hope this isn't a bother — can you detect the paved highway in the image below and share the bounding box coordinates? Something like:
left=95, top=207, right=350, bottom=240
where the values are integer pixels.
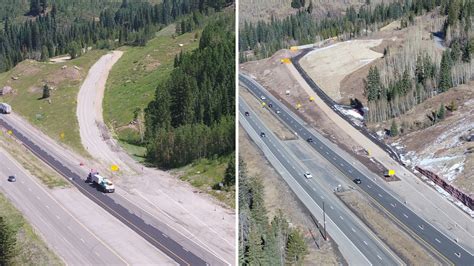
left=0, top=149, right=126, bottom=265
left=240, top=73, right=474, bottom=265
left=0, top=115, right=219, bottom=266
left=240, top=98, right=400, bottom=265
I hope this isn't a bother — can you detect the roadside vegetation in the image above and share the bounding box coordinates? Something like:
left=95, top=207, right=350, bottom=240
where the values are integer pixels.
left=177, top=153, right=235, bottom=208
left=0, top=50, right=106, bottom=156
left=239, top=159, right=308, bottom=264
left=0, top=193, right=62, bottom=265
left=144, top=13, right=235, bottom=169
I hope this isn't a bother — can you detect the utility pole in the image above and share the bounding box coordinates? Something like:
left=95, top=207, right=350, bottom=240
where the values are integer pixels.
left=323, top=201, right=327, bottom=240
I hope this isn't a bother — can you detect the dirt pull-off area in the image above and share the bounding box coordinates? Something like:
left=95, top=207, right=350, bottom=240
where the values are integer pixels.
left=299, top=39, right=383, bottom=101
left=239, top=127, right=343, bottom=265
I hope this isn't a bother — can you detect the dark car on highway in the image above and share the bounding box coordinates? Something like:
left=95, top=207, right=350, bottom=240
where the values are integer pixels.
left=244, top=111, right=250, bottom=116
left=353, top=178, right=362, bottom=184
left=260, top=132, right=266, bottom=137
left=307, top=138, right=313, bottom=143
left=8, top=175, right=16, bottom=182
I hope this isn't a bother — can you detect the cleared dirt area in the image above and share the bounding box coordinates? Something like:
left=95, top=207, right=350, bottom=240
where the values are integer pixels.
left=299, top=39, right=383, bottom=101
left=337, top=190, right=440, bottom=265
left=239, top=127, right=344, bottom=265
left=240, top=86, right=296, bottom=140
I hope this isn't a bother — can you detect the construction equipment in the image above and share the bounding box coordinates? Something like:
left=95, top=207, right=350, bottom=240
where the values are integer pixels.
left=384, top=169, right=395, bottom=177
left=87, top=171, right=115, bottom=193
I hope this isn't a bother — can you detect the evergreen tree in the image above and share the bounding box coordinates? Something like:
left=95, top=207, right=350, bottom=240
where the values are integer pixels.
left=29, top=0, right=41, bottom=16
left=42, top=84, right=51, bottom=99
left=437, top=104, right=445, bottom=119
left=223, top=154, right=235, bottom=187
left=0, top=216, right=17, bottom=265
left=286, top=228, right=308, bottom=265
left=439, top=50, right=453, bottom=92
left=390, top=120, right=399, bottom=137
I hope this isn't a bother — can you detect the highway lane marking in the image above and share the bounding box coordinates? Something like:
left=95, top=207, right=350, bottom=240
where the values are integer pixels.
left=403, top=213, right=408, bottom=218
left=45, top=205, right=49, bottom=209
left=377, top=255, right=382, bottom=260
left=367, top=185, right=371, bottom=188
left=339, top=216, right=344, bottom=220
left=419, top=225, right=424, bottom=230
left=435, top=238, right=441, bottom=243
left=80, top=238, right=85, bottom=244
left=378, top=194, right=383, bottom=198
left=55, top=215, right=61, bottom=220
left=312, top=187, right=316, bottom=191
left=390, top=203, right=396, bottom=208
left=163, top=233, right=169, bottom=238
left=363, top=241, right=368, bottom=246
left=351, top=228, right=356, bottom=232
left=330, top=206, right=334, bottom=210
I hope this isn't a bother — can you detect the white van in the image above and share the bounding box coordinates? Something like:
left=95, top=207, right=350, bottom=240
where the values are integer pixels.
left=0, top=103, right=11, bottom=114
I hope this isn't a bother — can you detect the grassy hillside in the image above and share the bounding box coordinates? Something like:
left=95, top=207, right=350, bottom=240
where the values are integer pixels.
left=0, top=193, right=62, bottom=265
left=103, top=24, right=200, bottom=149
left=0, top=50, right=107, bottom=155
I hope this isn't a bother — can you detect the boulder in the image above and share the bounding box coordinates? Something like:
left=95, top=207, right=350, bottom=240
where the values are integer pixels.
left=0, top=86, right=13, bottom=96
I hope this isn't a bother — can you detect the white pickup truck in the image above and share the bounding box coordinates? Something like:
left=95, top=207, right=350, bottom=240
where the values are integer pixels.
left=87, top=171, right=115, bottom=193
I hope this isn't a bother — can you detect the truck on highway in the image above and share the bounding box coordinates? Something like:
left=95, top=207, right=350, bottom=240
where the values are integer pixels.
left=86, top=171, right=115, bottom=193
left=0, top=103, right=12, bottom=114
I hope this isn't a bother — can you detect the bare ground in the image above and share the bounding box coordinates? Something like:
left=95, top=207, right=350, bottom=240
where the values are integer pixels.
left=299, top=39, right=383, bottom=101
left=337, top=190, right=441, bottom=265
left=239, top=127, right=344, bottom=265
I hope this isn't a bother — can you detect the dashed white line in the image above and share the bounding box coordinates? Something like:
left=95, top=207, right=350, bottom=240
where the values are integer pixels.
left=330, top=206, right=334, bottom=210
left=435, top=238, right=441, bottom=243
left=403, top=213, right=408, bottom=218
left=351, top=228, right=356, bottom=232
left=55, top=215, right=60, bottom=220
left=339, top=216, right=344, bottom=220
left=45, top=205, right=50, bottom=209
left=378, top=193, right=383, bottom=198
left=162, top=233, right=169, bottom=238
left=80, top=238, right=85, bottom=243
left=363, top=241, right=368, bottom=246
left=377, top=255, right=382, bottom=260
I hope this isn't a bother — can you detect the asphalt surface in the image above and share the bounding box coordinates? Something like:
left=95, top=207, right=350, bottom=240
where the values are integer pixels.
left=0, top=150, right=126, bottom=265
left=240, top=73, right=474, bottom=265
left=240, top=98, right=400, bottom=265
left=0, top=116, right=209, bottom=266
